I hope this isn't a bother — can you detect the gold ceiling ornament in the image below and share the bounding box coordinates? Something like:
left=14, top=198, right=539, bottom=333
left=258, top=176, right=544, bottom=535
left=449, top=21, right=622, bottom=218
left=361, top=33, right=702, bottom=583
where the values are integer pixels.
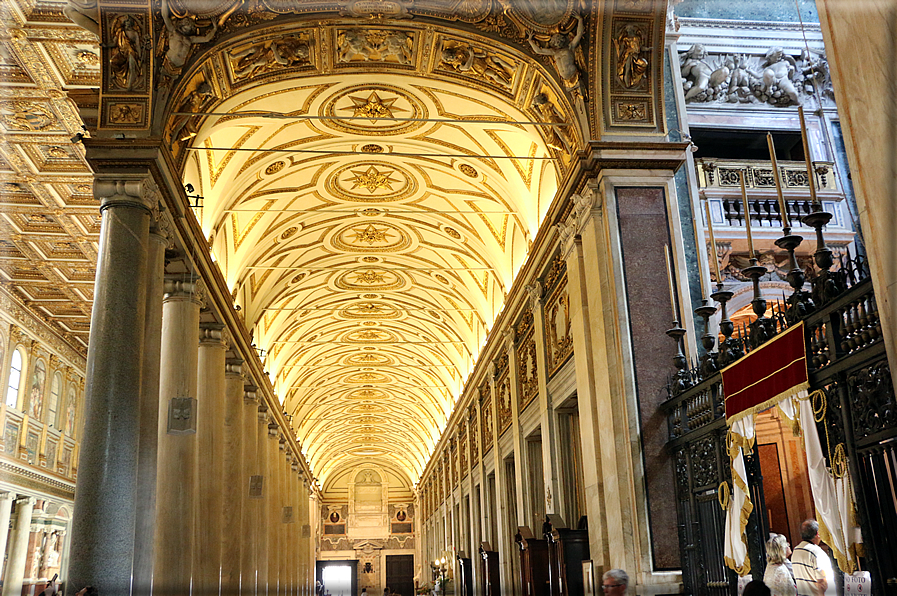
left=362, top=293, right=379, bottom=298
left=339, top=301, right=401, bottom=320
left=361, top=144, right=384, bottom=153
left=341, top=328, right=399, bottom=343
left=330, top=221, right=413, bottom=253
left=354, top=270, right=386, bottom=284
left=1, top=101, right=58, bottom=131
left=265, top=161, right=286, bottom=175
left=443, top=227, right=462, bottom=240
left=458, top=164, right=478, bottom=178
left=322, top=84, right=426, bottom=135
left=280, top=226, right=299, bottom=239
left=361, top=257, right=380, bottom=263
left=352, top=224, right=395, bottom=244
left=346, top=166, right=401, bottom=194
left=334, top=269, right=407, bottom=291
left=340, top=90, right=409, bottom=123
left=326, top=161, right=416, bottom=202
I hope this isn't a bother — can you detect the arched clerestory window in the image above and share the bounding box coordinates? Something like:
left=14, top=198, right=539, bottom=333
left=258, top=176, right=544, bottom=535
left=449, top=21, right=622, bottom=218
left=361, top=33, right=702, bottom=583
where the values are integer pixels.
left=6, top=349, right=23, bottom=409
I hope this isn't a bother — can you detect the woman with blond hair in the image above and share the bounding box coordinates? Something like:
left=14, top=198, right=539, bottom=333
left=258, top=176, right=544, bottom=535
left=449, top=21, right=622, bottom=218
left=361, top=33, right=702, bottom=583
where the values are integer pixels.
left=764, top=534, right=797, bottom=596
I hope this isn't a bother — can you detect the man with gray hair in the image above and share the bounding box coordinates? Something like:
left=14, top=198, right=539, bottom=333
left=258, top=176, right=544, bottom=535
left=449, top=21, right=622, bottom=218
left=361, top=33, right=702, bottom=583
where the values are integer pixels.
left=792, top=519, right=835, bottom=595
left=601, top=569, right=629, bottom=595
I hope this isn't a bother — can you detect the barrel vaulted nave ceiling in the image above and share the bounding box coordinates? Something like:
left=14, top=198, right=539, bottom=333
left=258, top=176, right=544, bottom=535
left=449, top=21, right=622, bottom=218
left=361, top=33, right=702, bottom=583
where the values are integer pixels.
left=1, top=0, right=669, bottom=486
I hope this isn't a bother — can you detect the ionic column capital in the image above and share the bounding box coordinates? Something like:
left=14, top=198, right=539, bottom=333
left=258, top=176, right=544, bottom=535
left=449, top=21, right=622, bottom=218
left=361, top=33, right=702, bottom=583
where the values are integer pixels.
left=94, top=176, right=159, bottom=214
left=244, top=384, right=258, bottom=404
left=15, top=496, right=36, bottom=507
left=0, top=492, right=15, bottom=503
left=257, top=403, right=269, bottom=423
left=524, top=282, right=543, bottom=311
left=267, top=420, right=279, bottom=438
left=150, top=207, right=175, bottom=247
left=163, top=277, right=205, bottom=307
left=199, top=323, right=230, bottom=349
left=226, top=358, right=244, bottom=379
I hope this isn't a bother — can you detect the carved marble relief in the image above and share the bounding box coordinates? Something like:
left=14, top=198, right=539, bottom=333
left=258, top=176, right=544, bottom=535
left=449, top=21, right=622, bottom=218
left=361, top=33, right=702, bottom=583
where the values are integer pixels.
left=468, top=402, right=479, bottom=464
left=458, top=422, right=468, bottom=478
left=496, top=371, right=512, bottom=435
left=680, top=44, right=834, bottom=107
left=544, top=261, right=573, bottom=378
left=516, top=311, right=538, bottom=411
left=479, top=383, right=493, bottom=452
left=228, top=34, right=312, bottom=81
left=338, top=29, right=414, bottom=65
left=437, top=39, right=518, bottom=90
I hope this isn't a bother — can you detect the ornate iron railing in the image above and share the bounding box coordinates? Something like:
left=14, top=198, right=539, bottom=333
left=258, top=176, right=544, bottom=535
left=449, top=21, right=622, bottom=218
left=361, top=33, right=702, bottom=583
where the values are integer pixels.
left=662, top=207, right=895, bottom=595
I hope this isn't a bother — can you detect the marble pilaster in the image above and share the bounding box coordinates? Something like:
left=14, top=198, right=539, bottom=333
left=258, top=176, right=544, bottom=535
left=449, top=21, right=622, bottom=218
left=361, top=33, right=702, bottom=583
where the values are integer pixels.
left=222, top=359, right=245, bottom=596
left=2, top=496, right=36, bottom=596
left=154, top=278, right=204, bottom=595
left=67, top=177, right=155, bottom=596
left=196, top=323, right=229, bottom=596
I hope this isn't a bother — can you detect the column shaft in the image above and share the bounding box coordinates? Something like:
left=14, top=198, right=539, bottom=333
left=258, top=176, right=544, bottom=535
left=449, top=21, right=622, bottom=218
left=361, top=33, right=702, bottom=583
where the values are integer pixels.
left=266, top=426, right=280, bottom=595
left=241, top=387, right=259, bottom=596
left=256, top=406, right=269, bottom=596
left=68, top=182, right=153, bottom=596
left=222, top=362, right=245, bottom=596
left=2, top=497, right=36, bottom=596
left=154, top=280, right=203, bottom=595
left=196, top=325, right=228, bottom=596
left=134, top=223, right=167, bottom=595
left=0, top=493, right=15, bottom=579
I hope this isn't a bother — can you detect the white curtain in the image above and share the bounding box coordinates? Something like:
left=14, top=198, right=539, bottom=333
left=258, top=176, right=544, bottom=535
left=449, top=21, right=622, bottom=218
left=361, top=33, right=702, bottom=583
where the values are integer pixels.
left=724, top=415, right=754, bottom=576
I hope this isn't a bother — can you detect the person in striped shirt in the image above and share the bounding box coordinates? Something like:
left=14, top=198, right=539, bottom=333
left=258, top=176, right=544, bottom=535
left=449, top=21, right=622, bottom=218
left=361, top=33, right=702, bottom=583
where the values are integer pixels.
left=791, top=519, right=835, bottom=596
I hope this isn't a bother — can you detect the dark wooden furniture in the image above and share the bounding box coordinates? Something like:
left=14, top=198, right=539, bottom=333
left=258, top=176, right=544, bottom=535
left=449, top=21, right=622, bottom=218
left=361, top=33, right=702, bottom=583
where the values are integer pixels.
left=457, top=554, right=474, bottom=596
left=479, top=542, right=500, bottom=596
left=545, top=517, right=589, bottom=596
left=515, top=526, right=551, bottom=596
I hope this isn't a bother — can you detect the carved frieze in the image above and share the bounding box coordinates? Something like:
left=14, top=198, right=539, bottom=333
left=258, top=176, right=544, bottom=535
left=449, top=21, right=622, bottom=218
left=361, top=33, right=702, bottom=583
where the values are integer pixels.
left=680, top=44, right=834, bottom=107
left=228, top=33, right=313, bottom=82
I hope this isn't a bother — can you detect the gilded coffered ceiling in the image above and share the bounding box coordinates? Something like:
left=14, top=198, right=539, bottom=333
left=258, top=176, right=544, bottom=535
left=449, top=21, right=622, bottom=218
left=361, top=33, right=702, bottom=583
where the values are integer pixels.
left=0, top=0, right=100, bottom=358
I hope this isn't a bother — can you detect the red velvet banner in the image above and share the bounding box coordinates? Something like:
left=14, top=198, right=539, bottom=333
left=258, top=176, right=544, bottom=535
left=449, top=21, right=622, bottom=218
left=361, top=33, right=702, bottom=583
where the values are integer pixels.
left=722, top=322, right=808, bottom=422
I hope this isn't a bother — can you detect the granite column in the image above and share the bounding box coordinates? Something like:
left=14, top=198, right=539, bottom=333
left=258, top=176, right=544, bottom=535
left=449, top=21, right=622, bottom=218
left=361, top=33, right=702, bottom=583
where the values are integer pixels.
left=67, top=177, right=155, bottom=596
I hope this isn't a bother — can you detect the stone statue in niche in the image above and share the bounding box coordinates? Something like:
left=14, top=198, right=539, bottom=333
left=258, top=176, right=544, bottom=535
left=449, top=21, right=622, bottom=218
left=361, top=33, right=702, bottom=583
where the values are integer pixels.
left=338, top=29, right=413, bottom=64
left=613, top=24, right=650, bottom=89
left=439, top=42, right=516, bottom=88
left=108, top=14, right=145, bottom=91
left=680, top=44, right=832, bottom=107
left=160, top=0, right=218, bottom=76
left=230, top=37, right=311, bottom=80
left=527, top=14, right=585, bottom=96
left=531, top=92, right=574, bottom=154
left=169, top=79, right=214, bottom=143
